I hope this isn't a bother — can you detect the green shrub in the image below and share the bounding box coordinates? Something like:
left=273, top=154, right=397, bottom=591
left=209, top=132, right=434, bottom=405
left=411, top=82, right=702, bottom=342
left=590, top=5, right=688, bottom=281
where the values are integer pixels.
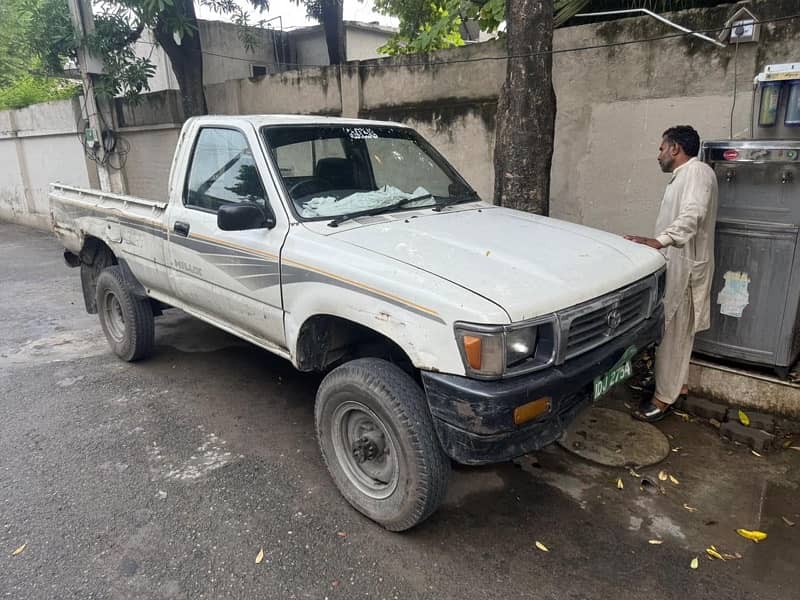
left=0, top=75, right=80, bottom=111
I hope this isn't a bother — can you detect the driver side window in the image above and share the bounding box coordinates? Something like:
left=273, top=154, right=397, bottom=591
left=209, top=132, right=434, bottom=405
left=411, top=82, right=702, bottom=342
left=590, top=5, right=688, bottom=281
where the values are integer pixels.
left=185, top=128, right=267, bottom=213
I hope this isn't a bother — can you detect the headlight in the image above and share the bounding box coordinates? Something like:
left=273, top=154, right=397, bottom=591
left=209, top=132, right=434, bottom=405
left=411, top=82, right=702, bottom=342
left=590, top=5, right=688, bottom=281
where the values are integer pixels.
left=454, top=317, right=557, bottom=379
left=506, top=327, right=538, bottom=367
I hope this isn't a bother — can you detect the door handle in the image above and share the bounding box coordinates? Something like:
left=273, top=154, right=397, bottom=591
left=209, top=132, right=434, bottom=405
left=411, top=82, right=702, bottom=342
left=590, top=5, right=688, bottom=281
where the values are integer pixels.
left=173, top=221, right=190, bottom=237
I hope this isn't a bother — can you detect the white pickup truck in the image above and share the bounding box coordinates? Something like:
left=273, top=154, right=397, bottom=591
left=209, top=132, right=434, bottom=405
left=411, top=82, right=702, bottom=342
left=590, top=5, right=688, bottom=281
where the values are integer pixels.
left=50, top=115, right=665, bottom=530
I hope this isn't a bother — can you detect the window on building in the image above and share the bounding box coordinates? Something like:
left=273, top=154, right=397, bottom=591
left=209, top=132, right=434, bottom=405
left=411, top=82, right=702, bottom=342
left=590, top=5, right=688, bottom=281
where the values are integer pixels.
left=250, top=64, right=268, bottom=78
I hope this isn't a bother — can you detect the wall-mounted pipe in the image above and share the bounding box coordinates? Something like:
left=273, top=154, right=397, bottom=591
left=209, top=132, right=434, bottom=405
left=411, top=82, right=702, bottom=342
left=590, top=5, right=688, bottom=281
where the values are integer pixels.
left=574, top=9, right=727, bottom=48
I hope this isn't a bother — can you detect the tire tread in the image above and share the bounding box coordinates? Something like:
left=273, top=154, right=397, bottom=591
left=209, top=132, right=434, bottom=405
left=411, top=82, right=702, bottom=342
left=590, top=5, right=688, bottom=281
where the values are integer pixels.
left=316, top=358, right=450, bottom=531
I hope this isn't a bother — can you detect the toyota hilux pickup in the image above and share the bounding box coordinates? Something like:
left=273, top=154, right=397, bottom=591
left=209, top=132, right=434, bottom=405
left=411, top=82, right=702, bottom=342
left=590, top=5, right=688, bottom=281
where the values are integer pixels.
left=50, top=115, right=665, bottom=530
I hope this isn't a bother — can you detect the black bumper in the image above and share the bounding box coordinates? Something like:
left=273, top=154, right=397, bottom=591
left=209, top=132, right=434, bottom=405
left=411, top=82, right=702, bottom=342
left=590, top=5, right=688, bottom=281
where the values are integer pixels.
left=421, top=306, right=664, bottom=465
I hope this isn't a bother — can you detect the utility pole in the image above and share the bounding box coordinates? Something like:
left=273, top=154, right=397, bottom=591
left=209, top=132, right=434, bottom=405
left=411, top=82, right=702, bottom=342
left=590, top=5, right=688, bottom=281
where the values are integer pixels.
left=66, top=0, right=126, bottom=194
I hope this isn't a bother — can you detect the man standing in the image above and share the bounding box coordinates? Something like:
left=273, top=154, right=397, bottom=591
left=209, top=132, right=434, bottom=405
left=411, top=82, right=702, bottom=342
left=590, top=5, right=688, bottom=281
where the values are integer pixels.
left=626, top=126, right=718, bottom=422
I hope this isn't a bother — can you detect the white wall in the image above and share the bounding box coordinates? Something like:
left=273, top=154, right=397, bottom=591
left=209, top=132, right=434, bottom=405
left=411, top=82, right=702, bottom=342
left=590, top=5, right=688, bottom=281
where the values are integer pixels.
left=0, top=98, right=92, bottom=229
left=346, top=28, right=392, bottom=60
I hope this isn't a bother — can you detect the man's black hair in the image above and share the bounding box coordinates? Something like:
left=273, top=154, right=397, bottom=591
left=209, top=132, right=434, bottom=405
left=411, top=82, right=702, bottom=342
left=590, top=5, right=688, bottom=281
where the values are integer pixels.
left=662, top=125, right=700, bottom=157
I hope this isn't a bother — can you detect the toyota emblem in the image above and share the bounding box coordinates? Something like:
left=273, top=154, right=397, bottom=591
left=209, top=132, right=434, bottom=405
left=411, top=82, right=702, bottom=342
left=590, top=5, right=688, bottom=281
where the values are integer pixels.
left=606, top=309, right=622, bottom=332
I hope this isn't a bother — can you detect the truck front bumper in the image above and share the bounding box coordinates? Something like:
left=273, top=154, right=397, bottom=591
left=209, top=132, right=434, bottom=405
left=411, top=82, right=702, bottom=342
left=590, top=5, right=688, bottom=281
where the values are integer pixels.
left=420, top=305, right=664, bottom=465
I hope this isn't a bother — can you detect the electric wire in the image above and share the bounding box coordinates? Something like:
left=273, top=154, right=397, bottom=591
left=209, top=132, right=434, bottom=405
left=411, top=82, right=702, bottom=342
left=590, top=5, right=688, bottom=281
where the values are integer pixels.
left=133, top=13, right=800, bottom=70
left=78, top=11, right=800, bottom=169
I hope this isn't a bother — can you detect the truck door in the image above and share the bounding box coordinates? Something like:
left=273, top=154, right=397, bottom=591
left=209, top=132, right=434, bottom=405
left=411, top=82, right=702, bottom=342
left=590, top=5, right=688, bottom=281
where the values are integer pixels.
left=165, top=124, right=289, bottom=349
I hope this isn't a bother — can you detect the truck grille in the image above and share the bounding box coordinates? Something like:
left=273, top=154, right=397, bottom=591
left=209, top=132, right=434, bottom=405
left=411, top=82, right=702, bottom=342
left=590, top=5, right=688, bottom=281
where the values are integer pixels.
left=561, top=281, right=653, bottom=361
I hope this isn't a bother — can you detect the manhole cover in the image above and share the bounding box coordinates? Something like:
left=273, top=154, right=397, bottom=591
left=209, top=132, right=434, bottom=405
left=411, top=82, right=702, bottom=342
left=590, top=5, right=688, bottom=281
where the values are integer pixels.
left=558, top=406, right=670, bottom=467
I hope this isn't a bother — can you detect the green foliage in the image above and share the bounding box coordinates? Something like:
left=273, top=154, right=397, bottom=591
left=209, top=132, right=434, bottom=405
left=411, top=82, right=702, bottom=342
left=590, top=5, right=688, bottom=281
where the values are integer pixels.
left=87, top=0, right=270, bottom=100
left=0, top=0, right=78, bottom=86
left=0, top=0, right=81, bottom=109
left=374, top=0, right=466, bottom=55
left=376, top=0, right=735, bottom=55
left=0, top=75, right=80, bottom=111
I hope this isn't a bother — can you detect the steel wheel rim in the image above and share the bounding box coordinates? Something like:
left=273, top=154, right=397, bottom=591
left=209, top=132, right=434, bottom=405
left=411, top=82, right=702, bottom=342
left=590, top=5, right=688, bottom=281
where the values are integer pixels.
left=103, top=291, right=125, bottom=342
left=331, top=400, right=399, bottom=500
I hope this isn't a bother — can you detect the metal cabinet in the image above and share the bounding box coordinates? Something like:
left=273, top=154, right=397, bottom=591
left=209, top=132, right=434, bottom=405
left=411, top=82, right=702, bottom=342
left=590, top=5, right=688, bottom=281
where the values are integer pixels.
left=694, top=140, right=800, bottom=375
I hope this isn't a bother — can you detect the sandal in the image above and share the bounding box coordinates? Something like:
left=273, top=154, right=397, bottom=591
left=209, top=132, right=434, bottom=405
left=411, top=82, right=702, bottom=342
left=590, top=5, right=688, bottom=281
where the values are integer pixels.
left=633, top=398, right=673, bottom=423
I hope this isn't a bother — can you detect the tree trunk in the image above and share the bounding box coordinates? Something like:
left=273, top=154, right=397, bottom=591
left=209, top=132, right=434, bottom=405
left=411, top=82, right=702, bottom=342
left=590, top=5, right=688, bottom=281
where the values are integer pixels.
left=493, top=0, right=556, bottom=215
left=320, top=0, right=346, bottom=65
left=154, top=0, right=207, bottom=117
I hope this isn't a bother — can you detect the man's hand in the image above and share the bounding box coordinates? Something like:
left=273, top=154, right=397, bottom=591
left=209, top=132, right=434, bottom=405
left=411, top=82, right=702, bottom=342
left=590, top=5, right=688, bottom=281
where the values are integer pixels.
left=624, top=235, right=664, bottom=250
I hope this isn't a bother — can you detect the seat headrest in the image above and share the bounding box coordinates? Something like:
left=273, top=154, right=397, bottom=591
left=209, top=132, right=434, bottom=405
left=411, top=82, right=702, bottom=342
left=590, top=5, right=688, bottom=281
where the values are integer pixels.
left=315, top=157, right=356, bottom=189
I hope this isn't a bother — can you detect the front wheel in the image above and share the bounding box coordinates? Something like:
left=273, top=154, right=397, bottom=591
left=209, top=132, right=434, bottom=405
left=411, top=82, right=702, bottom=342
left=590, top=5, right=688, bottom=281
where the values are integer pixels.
left=96, top=266, right=154, bottom=362
left=315, top=358, right=450, bottom=531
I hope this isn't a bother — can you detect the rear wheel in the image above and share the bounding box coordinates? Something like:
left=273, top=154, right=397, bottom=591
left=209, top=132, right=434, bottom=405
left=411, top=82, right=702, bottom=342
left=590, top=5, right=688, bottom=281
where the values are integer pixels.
left=315, top=358, right=450, bottom=531
left=96, top=266, right=154, bottom=362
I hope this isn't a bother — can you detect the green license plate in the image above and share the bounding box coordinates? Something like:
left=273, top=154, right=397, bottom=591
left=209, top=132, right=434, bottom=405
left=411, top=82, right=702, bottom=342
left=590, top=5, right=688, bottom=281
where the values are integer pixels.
left=593, top=354, right=634, bottom=401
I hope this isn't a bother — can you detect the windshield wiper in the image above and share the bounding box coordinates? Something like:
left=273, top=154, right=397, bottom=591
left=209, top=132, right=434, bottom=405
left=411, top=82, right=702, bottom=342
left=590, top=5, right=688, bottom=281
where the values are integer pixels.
left=431, top=190, right=480, bottom=212
left=327, top=192, right=444, bottom=228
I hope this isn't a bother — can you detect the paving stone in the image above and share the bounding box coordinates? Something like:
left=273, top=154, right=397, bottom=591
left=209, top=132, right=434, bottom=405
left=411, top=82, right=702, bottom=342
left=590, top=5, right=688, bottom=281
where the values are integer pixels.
left=719, top=421, right=777, bottom=454
left=776, top=417, right=800, bottom=435
left=679, top=395, right=728, bottom=422
left=726, top=408, right=776, bottom=433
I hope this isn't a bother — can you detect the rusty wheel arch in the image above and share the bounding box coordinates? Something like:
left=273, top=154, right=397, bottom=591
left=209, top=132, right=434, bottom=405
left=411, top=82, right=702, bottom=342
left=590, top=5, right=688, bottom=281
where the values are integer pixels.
left=295, top=315, right=415, bottom=376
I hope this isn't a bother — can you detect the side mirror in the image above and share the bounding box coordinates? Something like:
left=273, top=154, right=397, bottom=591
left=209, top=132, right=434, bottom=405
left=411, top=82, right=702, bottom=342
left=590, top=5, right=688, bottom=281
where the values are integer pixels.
left=217, top=203, right=276, bottom=231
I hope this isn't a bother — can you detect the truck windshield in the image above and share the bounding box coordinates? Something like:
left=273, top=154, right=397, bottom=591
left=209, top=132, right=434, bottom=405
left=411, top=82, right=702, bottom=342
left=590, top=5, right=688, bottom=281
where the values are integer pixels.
left=262, top=125, right=479, bottom=220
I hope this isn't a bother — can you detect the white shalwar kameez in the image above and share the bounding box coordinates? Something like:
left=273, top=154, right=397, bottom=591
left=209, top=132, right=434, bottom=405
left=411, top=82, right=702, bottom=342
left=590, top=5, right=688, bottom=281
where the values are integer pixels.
left=653, top=157, right=719, bottom=405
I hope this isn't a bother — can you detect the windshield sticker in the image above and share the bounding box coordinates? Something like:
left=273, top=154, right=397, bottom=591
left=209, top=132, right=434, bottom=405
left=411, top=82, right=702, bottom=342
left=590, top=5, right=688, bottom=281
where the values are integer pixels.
left=345, top=127, right=379, bottom=140
left=717, top=271, right=750, bottom=318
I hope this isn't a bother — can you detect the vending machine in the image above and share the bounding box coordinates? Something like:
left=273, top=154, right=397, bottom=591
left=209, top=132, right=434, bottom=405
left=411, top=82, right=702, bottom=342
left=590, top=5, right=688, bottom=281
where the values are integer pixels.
left=695, top=63, right=800, bottom=376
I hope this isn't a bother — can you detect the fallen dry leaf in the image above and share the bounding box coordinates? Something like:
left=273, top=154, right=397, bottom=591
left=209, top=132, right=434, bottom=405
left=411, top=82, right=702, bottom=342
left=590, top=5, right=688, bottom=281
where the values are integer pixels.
left=722, top=552, right=743, bottom=560
left=616, top=478, right=624, bottom=490
left=683, top=503, right=698, bottom=513
left=673, top=410, right=690, bottom=422
left=669, top=475, right=680, bottom=485
left=648, top=539, right=663, bottom=545
left=706, top=547, right=725, bottom=560
left=738, top=410, right=750, bottom=426
left=628, top=468, right=641, bottom=478
left=751, top=450, right=763, bottom=457
left=255, top=548, right=265, bottom=564
left=658, top=470, right=668, bottom=481
left=690, top=557, right=699, bottom=570
left=736, top=529, right=768, bottom=543
left=535, top=541, right=549, bottom=552
left=11, top=544, right=26, bottom=556
left=782, top=516, right=796, bottom=527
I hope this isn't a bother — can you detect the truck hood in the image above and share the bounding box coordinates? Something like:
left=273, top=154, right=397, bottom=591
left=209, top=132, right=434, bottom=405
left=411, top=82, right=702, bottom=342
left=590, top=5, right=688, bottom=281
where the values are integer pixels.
left=331, top=206, right=665, bottom=322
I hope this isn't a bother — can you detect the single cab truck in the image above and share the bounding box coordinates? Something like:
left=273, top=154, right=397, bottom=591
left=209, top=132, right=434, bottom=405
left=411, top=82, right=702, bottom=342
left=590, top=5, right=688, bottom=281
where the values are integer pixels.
left=50, top=115, right=666, bottom=530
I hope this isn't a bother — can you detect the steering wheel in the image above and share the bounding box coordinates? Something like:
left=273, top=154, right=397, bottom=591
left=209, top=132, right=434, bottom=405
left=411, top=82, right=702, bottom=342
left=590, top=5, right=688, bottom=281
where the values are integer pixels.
left=288, top=178, right=332, bottom=198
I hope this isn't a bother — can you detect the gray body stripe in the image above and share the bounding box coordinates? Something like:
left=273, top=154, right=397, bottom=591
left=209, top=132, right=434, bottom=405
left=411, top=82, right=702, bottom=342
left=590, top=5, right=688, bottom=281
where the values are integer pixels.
left=62, top=205, right=442, bottom=322
left=281, top=265, right=445, bottom=324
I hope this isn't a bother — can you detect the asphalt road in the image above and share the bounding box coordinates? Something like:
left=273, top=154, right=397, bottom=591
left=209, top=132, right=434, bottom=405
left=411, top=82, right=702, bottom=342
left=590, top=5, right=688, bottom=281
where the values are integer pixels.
left=1, top=222, right=798, bottom=599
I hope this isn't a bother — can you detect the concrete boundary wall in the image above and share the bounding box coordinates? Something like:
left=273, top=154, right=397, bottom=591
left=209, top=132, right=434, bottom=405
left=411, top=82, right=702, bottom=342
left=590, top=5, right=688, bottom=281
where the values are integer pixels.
left=2, top=0, right=799, bottom=233
left=0, top=97, right=95, bottom=230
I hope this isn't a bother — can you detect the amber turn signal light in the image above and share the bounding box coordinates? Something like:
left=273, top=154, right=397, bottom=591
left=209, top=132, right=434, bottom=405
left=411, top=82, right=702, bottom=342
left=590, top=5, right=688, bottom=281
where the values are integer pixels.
left=463, top=335, right=482, bottom=369
left=513, top=397, right=552, bottom=425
